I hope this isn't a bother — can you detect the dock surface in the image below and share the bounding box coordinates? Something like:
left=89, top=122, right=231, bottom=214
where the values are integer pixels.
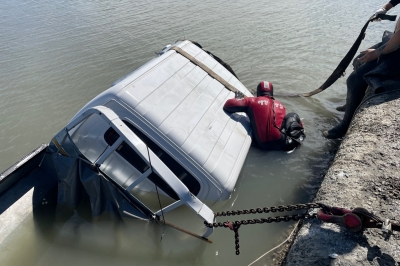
left=284, top=82, right=400, bottom=265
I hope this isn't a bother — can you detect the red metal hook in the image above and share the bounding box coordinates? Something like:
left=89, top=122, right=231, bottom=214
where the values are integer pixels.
left=224, top=221, right=234, bottom=230
left=317, top=207, right=363, bottom=232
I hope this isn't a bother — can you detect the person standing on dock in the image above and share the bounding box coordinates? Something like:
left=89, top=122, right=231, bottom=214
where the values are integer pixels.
left=223, top=81, right=305, bottom=151
left=323, top=0, right=400, bottom=139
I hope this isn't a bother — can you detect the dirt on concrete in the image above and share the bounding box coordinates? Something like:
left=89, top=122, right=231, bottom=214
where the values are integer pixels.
left=282, top=83, right=400, bottom=266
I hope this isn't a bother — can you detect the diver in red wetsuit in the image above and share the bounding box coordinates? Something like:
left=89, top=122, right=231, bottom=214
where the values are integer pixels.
left=223, top=81, right=305, bottom=151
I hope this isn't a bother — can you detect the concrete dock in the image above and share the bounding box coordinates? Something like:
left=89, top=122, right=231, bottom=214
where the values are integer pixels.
left=284, top=81, right=400, bottom=265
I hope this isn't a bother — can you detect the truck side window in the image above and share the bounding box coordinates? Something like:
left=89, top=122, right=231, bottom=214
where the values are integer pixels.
left=104, top=128, right=149, bottom=173
left=123, top=121, right=201, bottom=196
left=103, top=127, right=179, bottom=200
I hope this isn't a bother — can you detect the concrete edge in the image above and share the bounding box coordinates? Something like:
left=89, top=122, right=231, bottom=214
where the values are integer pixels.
left=283, top=84, right=400, bottom=265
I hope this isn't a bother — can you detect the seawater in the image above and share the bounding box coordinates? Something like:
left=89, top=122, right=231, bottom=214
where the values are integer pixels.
left=0, top=0, right=396, bottom=265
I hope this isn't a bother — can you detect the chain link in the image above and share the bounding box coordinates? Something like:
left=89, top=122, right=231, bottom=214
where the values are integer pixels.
left=205, top=203, right=326, bottom=255
left=206, top=202, right=400, bottom=255
left=234, top=224, right=240, bottom=255
left=208, top=203, right=325, bottom=228
left=205, top=212, right=318, bottom=228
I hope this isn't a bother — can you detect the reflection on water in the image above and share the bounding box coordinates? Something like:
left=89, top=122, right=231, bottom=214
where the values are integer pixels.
left=2, top=183, right=321, bottom=266
left=0, top=0, right=394, bottom=265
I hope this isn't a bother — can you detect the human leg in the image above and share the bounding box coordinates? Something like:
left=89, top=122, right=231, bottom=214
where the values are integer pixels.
left=323, top=60, right=378, bottom=139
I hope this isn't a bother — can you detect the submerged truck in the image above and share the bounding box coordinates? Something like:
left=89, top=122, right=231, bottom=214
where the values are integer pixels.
left=0, top=40, right=253, bottom=241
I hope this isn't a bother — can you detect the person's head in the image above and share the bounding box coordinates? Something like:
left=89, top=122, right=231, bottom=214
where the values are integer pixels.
left=281, top=113, right=306, bottom=151
left=256, top=81, right=273, bottom=97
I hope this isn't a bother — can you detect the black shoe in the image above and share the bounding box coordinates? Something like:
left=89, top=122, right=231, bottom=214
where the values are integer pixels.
left=335, top=104, right=346, bottom=112
left=323, top=123, right=347, bottom=139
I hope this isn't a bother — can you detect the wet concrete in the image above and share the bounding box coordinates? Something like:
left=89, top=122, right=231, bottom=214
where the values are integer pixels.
left=284, top=80, right=400, bottom=265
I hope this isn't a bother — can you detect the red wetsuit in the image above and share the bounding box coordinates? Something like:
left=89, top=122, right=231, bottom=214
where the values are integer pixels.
left=223, top=96, right=286, bottom=150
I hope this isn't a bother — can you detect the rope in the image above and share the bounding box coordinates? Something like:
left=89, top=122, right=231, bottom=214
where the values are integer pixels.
left=146, top=146, right=166, bottom=241
left=247, top=221, right=300, bottom=266
left=155, top=186, right=166, bottom=242
left=170, top=46, right=245, bottom=97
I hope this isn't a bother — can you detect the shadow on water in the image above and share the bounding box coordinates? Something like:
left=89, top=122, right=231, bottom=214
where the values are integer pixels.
left=30, top=184, right=213, bottom=265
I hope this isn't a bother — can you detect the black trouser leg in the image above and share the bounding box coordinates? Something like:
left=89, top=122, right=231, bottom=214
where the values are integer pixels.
left=323, top=60, right=378, bottom=139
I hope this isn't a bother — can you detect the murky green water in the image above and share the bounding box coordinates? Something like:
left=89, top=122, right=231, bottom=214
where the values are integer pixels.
left=0, top=0, right=396, bottom=265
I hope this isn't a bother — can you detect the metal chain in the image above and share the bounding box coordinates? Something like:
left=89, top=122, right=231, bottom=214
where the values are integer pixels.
left=352, top=207, right=400, bottom=231
left=233, top=224, right=240, bottom=255
left=209, top=203, right=327, bottom=221
left=205, top=212, right=318, bottom=229
left=205, top=203, right=328, bottom=255
left=205, top=203, right=400, bottom=255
